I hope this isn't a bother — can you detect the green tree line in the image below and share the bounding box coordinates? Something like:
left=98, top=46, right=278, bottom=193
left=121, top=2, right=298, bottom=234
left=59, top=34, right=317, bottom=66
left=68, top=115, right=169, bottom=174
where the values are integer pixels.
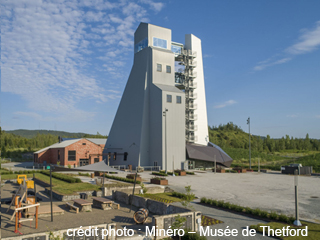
left=0, top=127, right=108, bottom=158
left=209, top=122, right=320, bottom=153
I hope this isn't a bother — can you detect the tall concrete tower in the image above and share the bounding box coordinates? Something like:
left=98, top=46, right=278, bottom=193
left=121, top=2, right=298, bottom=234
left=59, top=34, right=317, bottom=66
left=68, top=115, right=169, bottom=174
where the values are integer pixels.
left=105, top=23, right=210, bottom=170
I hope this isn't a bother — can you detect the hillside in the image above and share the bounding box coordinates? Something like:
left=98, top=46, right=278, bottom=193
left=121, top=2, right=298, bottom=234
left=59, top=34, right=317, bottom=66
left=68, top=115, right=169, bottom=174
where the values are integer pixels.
left=5, top=129, right=103, bottom=139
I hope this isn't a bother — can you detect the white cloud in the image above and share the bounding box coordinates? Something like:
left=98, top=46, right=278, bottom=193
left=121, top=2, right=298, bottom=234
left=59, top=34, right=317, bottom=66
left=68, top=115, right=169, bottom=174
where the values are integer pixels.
left=214, top=100, right=237, bottom=109
left=286, top=21, right=320, bottom=55
left=254, top=21, right=320, bottom=71
left=1, top=0, right=165, bottom=122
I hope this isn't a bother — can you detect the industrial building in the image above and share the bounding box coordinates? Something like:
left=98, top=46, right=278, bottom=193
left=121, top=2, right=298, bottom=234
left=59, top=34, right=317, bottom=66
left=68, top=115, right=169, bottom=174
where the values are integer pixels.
left=105, top=23, right=232, bottom=171
left=34, top=138, right=107, bottom=167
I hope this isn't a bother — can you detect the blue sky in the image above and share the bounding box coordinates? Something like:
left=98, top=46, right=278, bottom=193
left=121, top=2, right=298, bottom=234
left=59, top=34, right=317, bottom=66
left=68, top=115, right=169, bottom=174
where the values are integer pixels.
left=1, top=0, right=320, bottom=139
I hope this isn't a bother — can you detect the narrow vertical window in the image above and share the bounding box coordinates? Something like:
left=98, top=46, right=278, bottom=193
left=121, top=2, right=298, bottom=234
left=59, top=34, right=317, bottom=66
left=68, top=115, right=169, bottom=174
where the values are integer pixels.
left=124, top=152, right=128, bottom=161
left=176, top=96, right=181, bottom=104
left=166, top=65, right=171, bottom=73
left=157, top=64, right=162, bottom=72
left=167, top=94, right=172, bottom=103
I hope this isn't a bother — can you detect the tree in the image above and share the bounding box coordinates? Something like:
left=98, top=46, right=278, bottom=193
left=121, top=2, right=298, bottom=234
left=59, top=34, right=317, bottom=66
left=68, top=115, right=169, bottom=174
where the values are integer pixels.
left=181, top=185, right=195, bottom=209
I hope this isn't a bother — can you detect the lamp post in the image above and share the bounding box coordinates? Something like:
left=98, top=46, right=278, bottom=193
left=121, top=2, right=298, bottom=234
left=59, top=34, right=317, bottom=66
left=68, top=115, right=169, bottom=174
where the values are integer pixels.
left=163, top=108, right=168, bottom=174
left=247, top=117, right=251, bottom=169
left=294, top=169, right=302, bottom=226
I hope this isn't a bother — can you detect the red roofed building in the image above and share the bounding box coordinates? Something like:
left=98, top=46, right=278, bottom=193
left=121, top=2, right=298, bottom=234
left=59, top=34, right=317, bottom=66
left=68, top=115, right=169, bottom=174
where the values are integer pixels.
left=34, top=138, right=107, bottom=167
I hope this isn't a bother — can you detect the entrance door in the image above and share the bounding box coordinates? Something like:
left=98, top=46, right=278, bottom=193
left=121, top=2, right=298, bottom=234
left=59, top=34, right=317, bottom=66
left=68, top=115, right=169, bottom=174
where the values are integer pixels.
left=80, top=159, right=89, bottom=166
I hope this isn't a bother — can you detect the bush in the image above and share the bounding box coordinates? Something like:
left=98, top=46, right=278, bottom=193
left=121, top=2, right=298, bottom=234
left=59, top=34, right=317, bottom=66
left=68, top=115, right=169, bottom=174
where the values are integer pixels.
left=252, top=208, right=262, bottom=216
left=78, top=172, right=90, bottom=177
left=186, top=171, right=195, bottom=175
left=278, top=214, right=289, bottom=223
left=41, top=171, right=81, bottom=183
left=244, top=207, right=252, bottom=214
left=288, top=216, right=295, bottom=224
left=152, top=171, right=168, bottom=176
left=235, top=205, right=244, bottom=212
left=260, top=210, right=269, bottom=218
left=223, top=202, right=231, bottom=209
left=269, top=212, right=278, bottom=220
left=217, top=200, right=224, bottom=207
left=200, top=197, right=206, bottom=203
left=104, top=174, right=141, bottom=184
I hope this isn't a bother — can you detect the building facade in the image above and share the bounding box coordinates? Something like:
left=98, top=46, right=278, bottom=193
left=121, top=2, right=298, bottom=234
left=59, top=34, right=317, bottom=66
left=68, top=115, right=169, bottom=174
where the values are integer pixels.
left=105, top=23, right=209, bottom=171
left=34, top=138, right=107, bottom=167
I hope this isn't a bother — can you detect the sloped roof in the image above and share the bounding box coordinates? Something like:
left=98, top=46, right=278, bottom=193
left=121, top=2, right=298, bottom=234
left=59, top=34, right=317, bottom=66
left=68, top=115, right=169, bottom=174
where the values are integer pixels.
left=186, top=143, right=233, bottom=167
left=34, top=138, right=107, bottom=154
left=154, top=83, right=184, bottom=93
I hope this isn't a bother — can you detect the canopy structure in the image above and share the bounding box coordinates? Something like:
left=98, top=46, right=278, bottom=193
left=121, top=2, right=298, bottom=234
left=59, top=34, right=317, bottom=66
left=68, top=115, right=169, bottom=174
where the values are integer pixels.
left=186, top=142, right=233, bottom=167
left=53, top=160, right=122, bottom=173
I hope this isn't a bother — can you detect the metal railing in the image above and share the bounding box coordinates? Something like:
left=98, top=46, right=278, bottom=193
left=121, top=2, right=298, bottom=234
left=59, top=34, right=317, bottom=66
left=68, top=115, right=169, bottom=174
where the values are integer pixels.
left=186, top=93, right=197, bottom=99
left=111, top=165, right=126, bottom=170
left=186, top=125, right=198, bottom=131
left=140, top=166, right=162, bottom=171
left=188, top=82, right=197, bottom=88
left=186, top=114, right=198, bottom=120
left=186, top=135, right=198, bottom=142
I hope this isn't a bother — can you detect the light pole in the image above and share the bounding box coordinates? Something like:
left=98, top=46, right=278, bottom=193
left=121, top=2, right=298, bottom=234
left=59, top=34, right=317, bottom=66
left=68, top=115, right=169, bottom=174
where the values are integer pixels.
left=294, top=169, right=302, bottom=226
left=247, top=117, right=251, bottom=169
left=163, top=108, right=168, bottom=174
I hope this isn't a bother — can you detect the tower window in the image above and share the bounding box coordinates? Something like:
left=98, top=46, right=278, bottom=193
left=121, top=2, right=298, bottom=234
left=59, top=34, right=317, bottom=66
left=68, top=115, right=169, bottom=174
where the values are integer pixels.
left=153, top=37, right=167, bottom=49
left=166, top=65, right=171, bottom=73
left=157, top=64, right=162, bottom=72
left=167, top=94, right=172, bottom=103
left=176, top=96, right=181, bottom=104
left=124, top=152, right=128, bottom=161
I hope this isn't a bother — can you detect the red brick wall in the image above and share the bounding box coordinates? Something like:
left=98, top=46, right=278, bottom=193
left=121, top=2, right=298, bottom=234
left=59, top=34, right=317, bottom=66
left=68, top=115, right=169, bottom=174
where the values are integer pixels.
left=64, top=139, right=103, bottom=167
left=36, top=139, right=103, bottom=167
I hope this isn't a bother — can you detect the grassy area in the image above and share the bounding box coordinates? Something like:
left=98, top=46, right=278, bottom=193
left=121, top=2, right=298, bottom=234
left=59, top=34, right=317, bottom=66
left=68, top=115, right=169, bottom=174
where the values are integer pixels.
left=250, top=221, right=320, bottom=239
left=140, top=192, right=183, bottom=203
left=1, top=173, right=34, bottom=180
left=34, top=173, right=100, bottom=195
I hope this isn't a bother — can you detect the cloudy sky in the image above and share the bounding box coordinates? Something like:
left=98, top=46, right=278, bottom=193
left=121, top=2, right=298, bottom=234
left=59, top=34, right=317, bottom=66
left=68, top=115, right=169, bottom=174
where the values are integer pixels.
left=1, top=0, right=320, bottom=138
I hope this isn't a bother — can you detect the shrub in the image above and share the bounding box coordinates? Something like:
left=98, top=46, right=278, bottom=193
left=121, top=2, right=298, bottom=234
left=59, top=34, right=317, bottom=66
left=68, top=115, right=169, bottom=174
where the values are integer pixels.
left=288, top=216, right=295, bottom=224
left=200, top=197, right=206, bottom=203
left=105, top=174, right=141, bottom=184
left=186, top=171, right=195, bottom=175
left=252, top=208, right=262, bottom=216
left=260, top=210, right=269, bottom=218
left=217, top=200, right=224, bottom=207
left=269, top=212, right=278, bottom=220
left=223, top=202, right=231, bottom=209
left=235, top=205, right=244, bottom=212
left=278, top=214, right=289, bottom=223
left=152, top=171, right=168, bottom=176
left=245, top=207, right=253, bottom=214
left=41, top=171, right=81, bottom=183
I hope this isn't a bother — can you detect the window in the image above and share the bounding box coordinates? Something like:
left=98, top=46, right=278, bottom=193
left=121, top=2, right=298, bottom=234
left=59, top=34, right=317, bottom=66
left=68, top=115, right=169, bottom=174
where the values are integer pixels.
left=94, top=158, right=99, bottom=163
left=166, top=65, right=171, bottom=73
left=154, top=161, right=158, bottom=166
left=171, top=44, right=182, bottom=55
left=134, top=37, right=148, bottom=54
left=58, top=150, right=60, bottom=160
left=157, top=64, right=162, bottom=72
left=68, top=151, right=76, bottom=161
left=114, top=152, right=117, bottom=161
left=124, top=152, right=128, bottom=161
left=153, top=37, right=167, bottom=49
left=167, top=94, right=172, bottom=103
left=82, top=143, right=86, bottom=145
left=176, top=96, right=182, bottom=104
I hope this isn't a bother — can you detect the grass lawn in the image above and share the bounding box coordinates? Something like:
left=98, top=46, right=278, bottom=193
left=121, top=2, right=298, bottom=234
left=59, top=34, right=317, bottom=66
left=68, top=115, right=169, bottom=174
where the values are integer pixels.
left=34, top=173, right=101, bottom=195
left=140, top=192, right=183, bottom=203
left=251, top=221, right=320, bottom=239
left=1, top=173, right=34, bottom=180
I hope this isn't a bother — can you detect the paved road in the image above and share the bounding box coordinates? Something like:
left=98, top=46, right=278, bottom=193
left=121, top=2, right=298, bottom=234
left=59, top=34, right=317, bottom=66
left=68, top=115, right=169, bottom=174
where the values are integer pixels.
left=1, top=161, right=35, bottom=171
left=135, top=171, right=320, bottom=223
left=179, top=201, right=272, bottom=239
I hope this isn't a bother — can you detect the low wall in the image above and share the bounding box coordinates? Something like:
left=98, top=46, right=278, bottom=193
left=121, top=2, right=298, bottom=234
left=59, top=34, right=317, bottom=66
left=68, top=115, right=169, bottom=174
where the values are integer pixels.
left=2, top=223, right=116, bottom=240
left=281, top=166, right=312, bottom=175
left=112, top=191, right=191, bottom=215
left=153, top=211, right=202, bottom=232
